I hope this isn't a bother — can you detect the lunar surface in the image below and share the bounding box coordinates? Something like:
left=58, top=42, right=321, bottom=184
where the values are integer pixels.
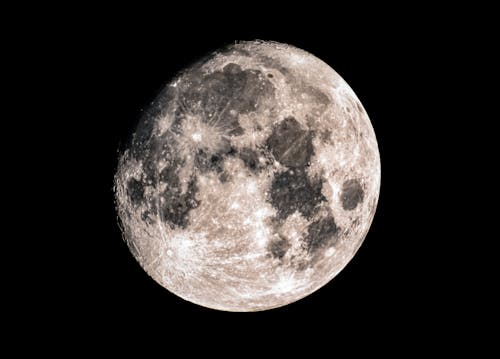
left=114, top=41, right=381, bottom=311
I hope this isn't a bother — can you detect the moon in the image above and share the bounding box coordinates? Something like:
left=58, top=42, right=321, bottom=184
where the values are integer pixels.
left=114, top=41, right=381, bottom=311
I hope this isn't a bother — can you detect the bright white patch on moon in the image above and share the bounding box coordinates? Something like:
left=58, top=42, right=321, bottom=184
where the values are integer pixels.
left=114, top=40, right=381, bottom=311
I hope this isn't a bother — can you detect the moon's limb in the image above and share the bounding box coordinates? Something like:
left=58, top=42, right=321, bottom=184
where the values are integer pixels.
left=114, top=41, right=381, bottom=311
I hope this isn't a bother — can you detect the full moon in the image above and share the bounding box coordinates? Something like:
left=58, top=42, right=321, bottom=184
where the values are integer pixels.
left=114, top=41, right=381, bottom=311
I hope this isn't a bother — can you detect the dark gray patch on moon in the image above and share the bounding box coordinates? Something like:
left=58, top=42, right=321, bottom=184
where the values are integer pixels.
left=341, top=179, right=364, bottom=211
left=238, top=147, right=260, bottom=171
left=160, top=175, right=200, bottom=229
left=257, top=55, right=291, bottom=76
left=268, top=235, right=290, bottom=259
left=225, top=145, right=273, bottom=173
left=178, top=62, right=275, bottom=136
left=135, top=140, right=162, bottom=185
left=218, top=171, right=229, bottom=183
left=304, top=215, right=339, bottom=253
left=266, top=116, right=314, bottom=168
left=301, top=86, right=330, bottom=115
left=153, top=138, right=203, bottom=229
left=320, top=129, right=332, bottom=143
left=269, top=168, right=325, bottom=220
left=141, top=210, right=155, bottom=225
left=127, top=178, right=144, bottom=206
left=305, top=85, right=330, bottom=106
left=265, top=117, right=321, bottom=222
left=195, top=149, right=224, bottom=174
left=159, top=162, right=181, bottom=190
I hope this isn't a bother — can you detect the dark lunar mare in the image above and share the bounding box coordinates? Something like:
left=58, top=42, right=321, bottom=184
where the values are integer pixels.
left=126, top=178, right=144, bottom=206
left=268, top=235, right=291, bottom=259
left=269, top=168, right=326, bottom=220
left=177, top=62, right=275, bottom=136
left=341, top=179, right=364, bottom=210
left=265, top=115, right=321, bottom=221
left=238, top=147, right=260, bottom=171
left=122, top=82, right=203, bottom=229
left=237, top=146, right=274, bottom=173
left=122, top=56, right=278, bottom=230
left=156, top=137, right=201, bottom=229
left=160, top=174, right=200, bottom=229
left=122, top=103, right=164, bottom=220
left=266, top=116, right=314, bottom=168
left=301, top=85, right=330, bottom=114
left=195, top=149, right=225, bottom=174
left=257, top=54, right=291, bottom=77
left=264, top=114, right=342, bottom=264
left=304, top=215, right=339, bottom=253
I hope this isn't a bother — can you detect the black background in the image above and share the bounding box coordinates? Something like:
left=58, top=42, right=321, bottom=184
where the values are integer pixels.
left=24, top=7, right=466, bottom=349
